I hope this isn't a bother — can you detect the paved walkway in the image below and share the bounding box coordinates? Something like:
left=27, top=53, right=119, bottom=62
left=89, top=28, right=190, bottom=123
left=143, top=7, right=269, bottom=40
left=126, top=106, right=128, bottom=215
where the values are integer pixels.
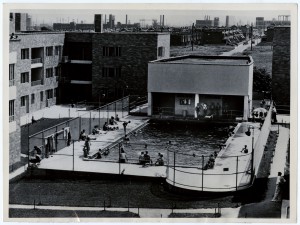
left=220, top=39, right=261, bottom=56
left=9, top=204, right=240, bottom=218
left=238, top=125, right=290, bottom=219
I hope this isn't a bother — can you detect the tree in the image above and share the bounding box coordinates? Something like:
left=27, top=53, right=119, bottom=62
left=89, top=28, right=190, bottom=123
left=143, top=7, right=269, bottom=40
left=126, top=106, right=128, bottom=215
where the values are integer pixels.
left=253, top=67, right=272, bottom=95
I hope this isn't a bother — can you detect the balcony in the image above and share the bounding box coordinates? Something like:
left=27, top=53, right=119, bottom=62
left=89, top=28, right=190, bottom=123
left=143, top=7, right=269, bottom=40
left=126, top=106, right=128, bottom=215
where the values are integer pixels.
left=9, top=80, right=15, bottom=87
left=31, top=80, right=43, bottom=86
left=31, top=58, right=43, bottom=68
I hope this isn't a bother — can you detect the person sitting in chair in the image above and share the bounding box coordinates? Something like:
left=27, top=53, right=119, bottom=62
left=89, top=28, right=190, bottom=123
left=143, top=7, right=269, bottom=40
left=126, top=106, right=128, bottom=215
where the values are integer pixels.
left=79, top=129, right=87, bottom=141
left=155, top=153, right=164, bottom=166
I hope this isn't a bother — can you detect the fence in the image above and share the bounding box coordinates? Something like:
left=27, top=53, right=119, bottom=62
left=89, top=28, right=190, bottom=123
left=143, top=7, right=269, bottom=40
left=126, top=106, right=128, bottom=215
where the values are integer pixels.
left=166, top=150, right=253, bottom=192
left=253, top=102, right=273, bottom=177
left=152, top=106, right=244, bottom=120
left=28, top=96, right=130, bottom=165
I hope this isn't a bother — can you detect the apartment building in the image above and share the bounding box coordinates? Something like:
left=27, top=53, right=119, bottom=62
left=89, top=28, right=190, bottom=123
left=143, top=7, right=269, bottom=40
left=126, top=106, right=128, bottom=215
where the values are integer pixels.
left=9, top=32, right=64, bottom=168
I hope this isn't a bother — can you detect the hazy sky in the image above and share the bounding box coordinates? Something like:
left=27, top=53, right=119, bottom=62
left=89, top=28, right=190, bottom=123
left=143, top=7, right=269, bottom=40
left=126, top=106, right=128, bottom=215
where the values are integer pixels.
left=12, top=9, right=291, bottom=27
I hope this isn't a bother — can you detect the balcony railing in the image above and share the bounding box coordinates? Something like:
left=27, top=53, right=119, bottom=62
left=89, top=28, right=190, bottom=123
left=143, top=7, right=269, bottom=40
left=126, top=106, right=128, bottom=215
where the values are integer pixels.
left=31, top=80, right=42, bottom=86
left=9, top=115, right=15, bottom=122
left=31, top=58, right=43, bottom=64
left=9, top=80, right=15, bottom=87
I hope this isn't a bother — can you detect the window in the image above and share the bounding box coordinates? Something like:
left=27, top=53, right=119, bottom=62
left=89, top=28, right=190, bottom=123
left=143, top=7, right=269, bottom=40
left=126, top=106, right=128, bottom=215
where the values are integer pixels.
left=103, top=46, right=121, bottom=57
left=102, top=67, right=121, bottom=77
left=21, top=48, right=29, bottom=59
left=46, top=68, right=53, bottom=78
left=54, top=67, right=60, bottom=76
left=21, top=96, right=26, bottom=107
left=10, top=13, right=13, bottom=21
left=46, top=89, right=53, bottom=99
left=31, top=93, right=35, bottom=104
left=21, top=72, right=29, bottom=83
left=54, top=88, right=57, bottom=97
left=158, top=47, right=165, bottom=57
left=40, top=91, right=43, bottom=102
left=9, top=64, right=15, bottom=86
left=180, top=99, right=191, bottom=105
left=55, top=46, right=61, bottom=56
left=9, top=100, right=14, bottom=122
left=46, top=46, right=53, bottom=56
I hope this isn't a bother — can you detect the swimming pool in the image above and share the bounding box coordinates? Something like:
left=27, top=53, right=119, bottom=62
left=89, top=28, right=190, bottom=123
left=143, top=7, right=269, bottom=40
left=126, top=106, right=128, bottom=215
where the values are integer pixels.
left=100, top=122, right=232, bottom=166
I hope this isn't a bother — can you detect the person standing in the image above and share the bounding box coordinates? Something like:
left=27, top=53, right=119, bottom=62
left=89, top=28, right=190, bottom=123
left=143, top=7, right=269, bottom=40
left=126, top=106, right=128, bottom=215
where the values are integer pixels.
left=272, top=172, right=286, bottom=202
left=119, top=149, right=127, bottom=163
left=123, top=121, right=130, bottom=135
left=83, top=137, right=91, bottom=158
left=67, top=131, right=72, bottom=146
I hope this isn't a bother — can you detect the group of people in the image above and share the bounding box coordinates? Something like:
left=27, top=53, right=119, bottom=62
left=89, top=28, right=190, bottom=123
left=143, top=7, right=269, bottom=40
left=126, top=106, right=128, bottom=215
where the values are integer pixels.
left=29, top=146, right=42, bottom=165
left=138, top=151, right=164, bottom=167
left=201, top=151, right=218, bottom=170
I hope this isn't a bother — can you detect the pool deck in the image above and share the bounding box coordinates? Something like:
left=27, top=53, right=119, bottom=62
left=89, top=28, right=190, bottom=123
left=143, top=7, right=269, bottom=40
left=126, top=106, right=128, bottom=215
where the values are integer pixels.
left=37, top=116, right=167, bottom=178
left=166, top=122, right=261, bottom=192
left=34, top=116, right=261, bottom=192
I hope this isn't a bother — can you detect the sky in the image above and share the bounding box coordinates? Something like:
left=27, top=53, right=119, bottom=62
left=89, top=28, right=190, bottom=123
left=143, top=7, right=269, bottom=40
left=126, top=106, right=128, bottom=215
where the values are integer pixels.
left=12, top=8, right=291, bottom=27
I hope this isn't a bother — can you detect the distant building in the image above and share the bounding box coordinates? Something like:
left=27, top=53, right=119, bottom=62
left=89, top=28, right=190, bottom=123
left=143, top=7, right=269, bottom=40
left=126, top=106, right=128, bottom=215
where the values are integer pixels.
left=148, top=55, right=254, bottom=121
left=256, top=17, right=265, bottom=35
left=214, top=17, right=220, bottom=27
left=53, top=22, right=94, bottom=31
left=240, top=25, right=250, bottom=40
left=272, top=26, right=290, bottom=107
left=196, top=19, right=213, bottom=28
left=226, top=15, right=229, bottom=27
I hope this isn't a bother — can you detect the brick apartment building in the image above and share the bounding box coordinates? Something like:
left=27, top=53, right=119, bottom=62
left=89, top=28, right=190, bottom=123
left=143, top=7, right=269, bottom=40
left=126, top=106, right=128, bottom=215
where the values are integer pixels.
left=60, top=32, right=170, bottom=103
left=9, top=14, right=170, bottom=168
left=9, top=32, right=64, bottom=168
left=272, top=26, right=290, bottom=107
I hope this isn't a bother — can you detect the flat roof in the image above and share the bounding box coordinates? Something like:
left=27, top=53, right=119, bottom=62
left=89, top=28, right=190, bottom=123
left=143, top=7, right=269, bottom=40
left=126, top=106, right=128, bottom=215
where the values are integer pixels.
left=150, top=55, right=253, bottom=65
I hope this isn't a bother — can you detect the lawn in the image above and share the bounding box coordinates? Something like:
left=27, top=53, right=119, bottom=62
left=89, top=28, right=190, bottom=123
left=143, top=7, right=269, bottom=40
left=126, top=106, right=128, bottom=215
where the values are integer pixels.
left=9, top=208, right=139, bottom=218
left=233, top=42, right=273, bottom=75
left=170, top=45, right=235, bottom=57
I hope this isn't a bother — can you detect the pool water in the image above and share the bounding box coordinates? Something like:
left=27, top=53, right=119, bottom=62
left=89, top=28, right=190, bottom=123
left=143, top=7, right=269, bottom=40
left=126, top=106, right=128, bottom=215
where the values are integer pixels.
left=102, top=122, right=231, bottom=166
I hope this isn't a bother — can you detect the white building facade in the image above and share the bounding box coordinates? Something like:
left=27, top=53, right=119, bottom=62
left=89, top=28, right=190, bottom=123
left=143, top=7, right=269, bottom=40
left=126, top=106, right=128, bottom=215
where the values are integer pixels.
left=148, top=55, right=254, bottom=121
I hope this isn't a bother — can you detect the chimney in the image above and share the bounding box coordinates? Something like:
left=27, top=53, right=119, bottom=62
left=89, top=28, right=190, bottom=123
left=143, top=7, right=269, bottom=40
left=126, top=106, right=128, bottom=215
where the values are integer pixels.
left=94, top=14, right=103, bottom=33
left=162, top=15, right=164, bottom=26
left=126, top=14, right=128, bottom=25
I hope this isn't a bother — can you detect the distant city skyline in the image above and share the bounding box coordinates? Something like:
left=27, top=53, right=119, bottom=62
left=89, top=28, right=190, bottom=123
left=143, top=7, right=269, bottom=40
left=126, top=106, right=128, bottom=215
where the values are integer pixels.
left=12, top=9, right=291, bottom=27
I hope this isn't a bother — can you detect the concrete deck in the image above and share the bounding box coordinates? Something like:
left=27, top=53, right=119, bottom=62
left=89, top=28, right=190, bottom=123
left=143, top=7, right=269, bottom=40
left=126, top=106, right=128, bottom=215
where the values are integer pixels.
left=37, top=117, right=167, bottom=178
left=166, top=122, right=261, bottom=192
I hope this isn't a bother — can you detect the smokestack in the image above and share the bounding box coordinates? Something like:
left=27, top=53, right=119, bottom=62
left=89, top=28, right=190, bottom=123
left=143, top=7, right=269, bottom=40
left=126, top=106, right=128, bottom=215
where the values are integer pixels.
left=160, top=15, right=161, bottom=26
left=126, top=14, right=127, bottom=25
left=162, top=15, right=164, bottom=27
left=105, top=14, right=106, bottom=24
left=94, top=14, right=103, bottom=33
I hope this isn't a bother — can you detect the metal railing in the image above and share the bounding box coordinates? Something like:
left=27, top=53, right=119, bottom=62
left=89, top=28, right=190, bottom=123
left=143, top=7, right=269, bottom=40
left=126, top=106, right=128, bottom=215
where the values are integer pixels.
left=31, top=58, right=43, bottom=64
left=31, top=80, right=42, bottom=86
left=153, top=107, right=244, bottom=120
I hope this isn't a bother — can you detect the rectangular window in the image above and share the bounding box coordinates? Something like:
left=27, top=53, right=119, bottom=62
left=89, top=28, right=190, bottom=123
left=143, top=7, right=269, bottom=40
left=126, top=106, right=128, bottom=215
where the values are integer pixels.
left=40, top=91, right=44, bottom=102
left=9, top=100, right=15, bottom=122
left=103, top=46, right=121, bottom=57
left=46, top=89, right=53, bottom=99
left=102, top=67, right=121, bottom=77
left=31, top=93, right=35, bottom=104
left=179, top=99, right=191, bottom=105
left=54, top=67, right=60, bottom=76
left=46, top=46, right=53, bottom=56
left=21, top=96, right=26, bottom=107
left=54, top=88, right=57, bottom=97
left=46, top=68, right=53, bottom=78
left=55, top=46, right=61, bottom=56
left=21, top=48, right=29, bottom=59
left=9, top=64, right=15, bottom=86
left=21, top=72, right=29, bottom=83
left=158, top=47, right=165, bottom=57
